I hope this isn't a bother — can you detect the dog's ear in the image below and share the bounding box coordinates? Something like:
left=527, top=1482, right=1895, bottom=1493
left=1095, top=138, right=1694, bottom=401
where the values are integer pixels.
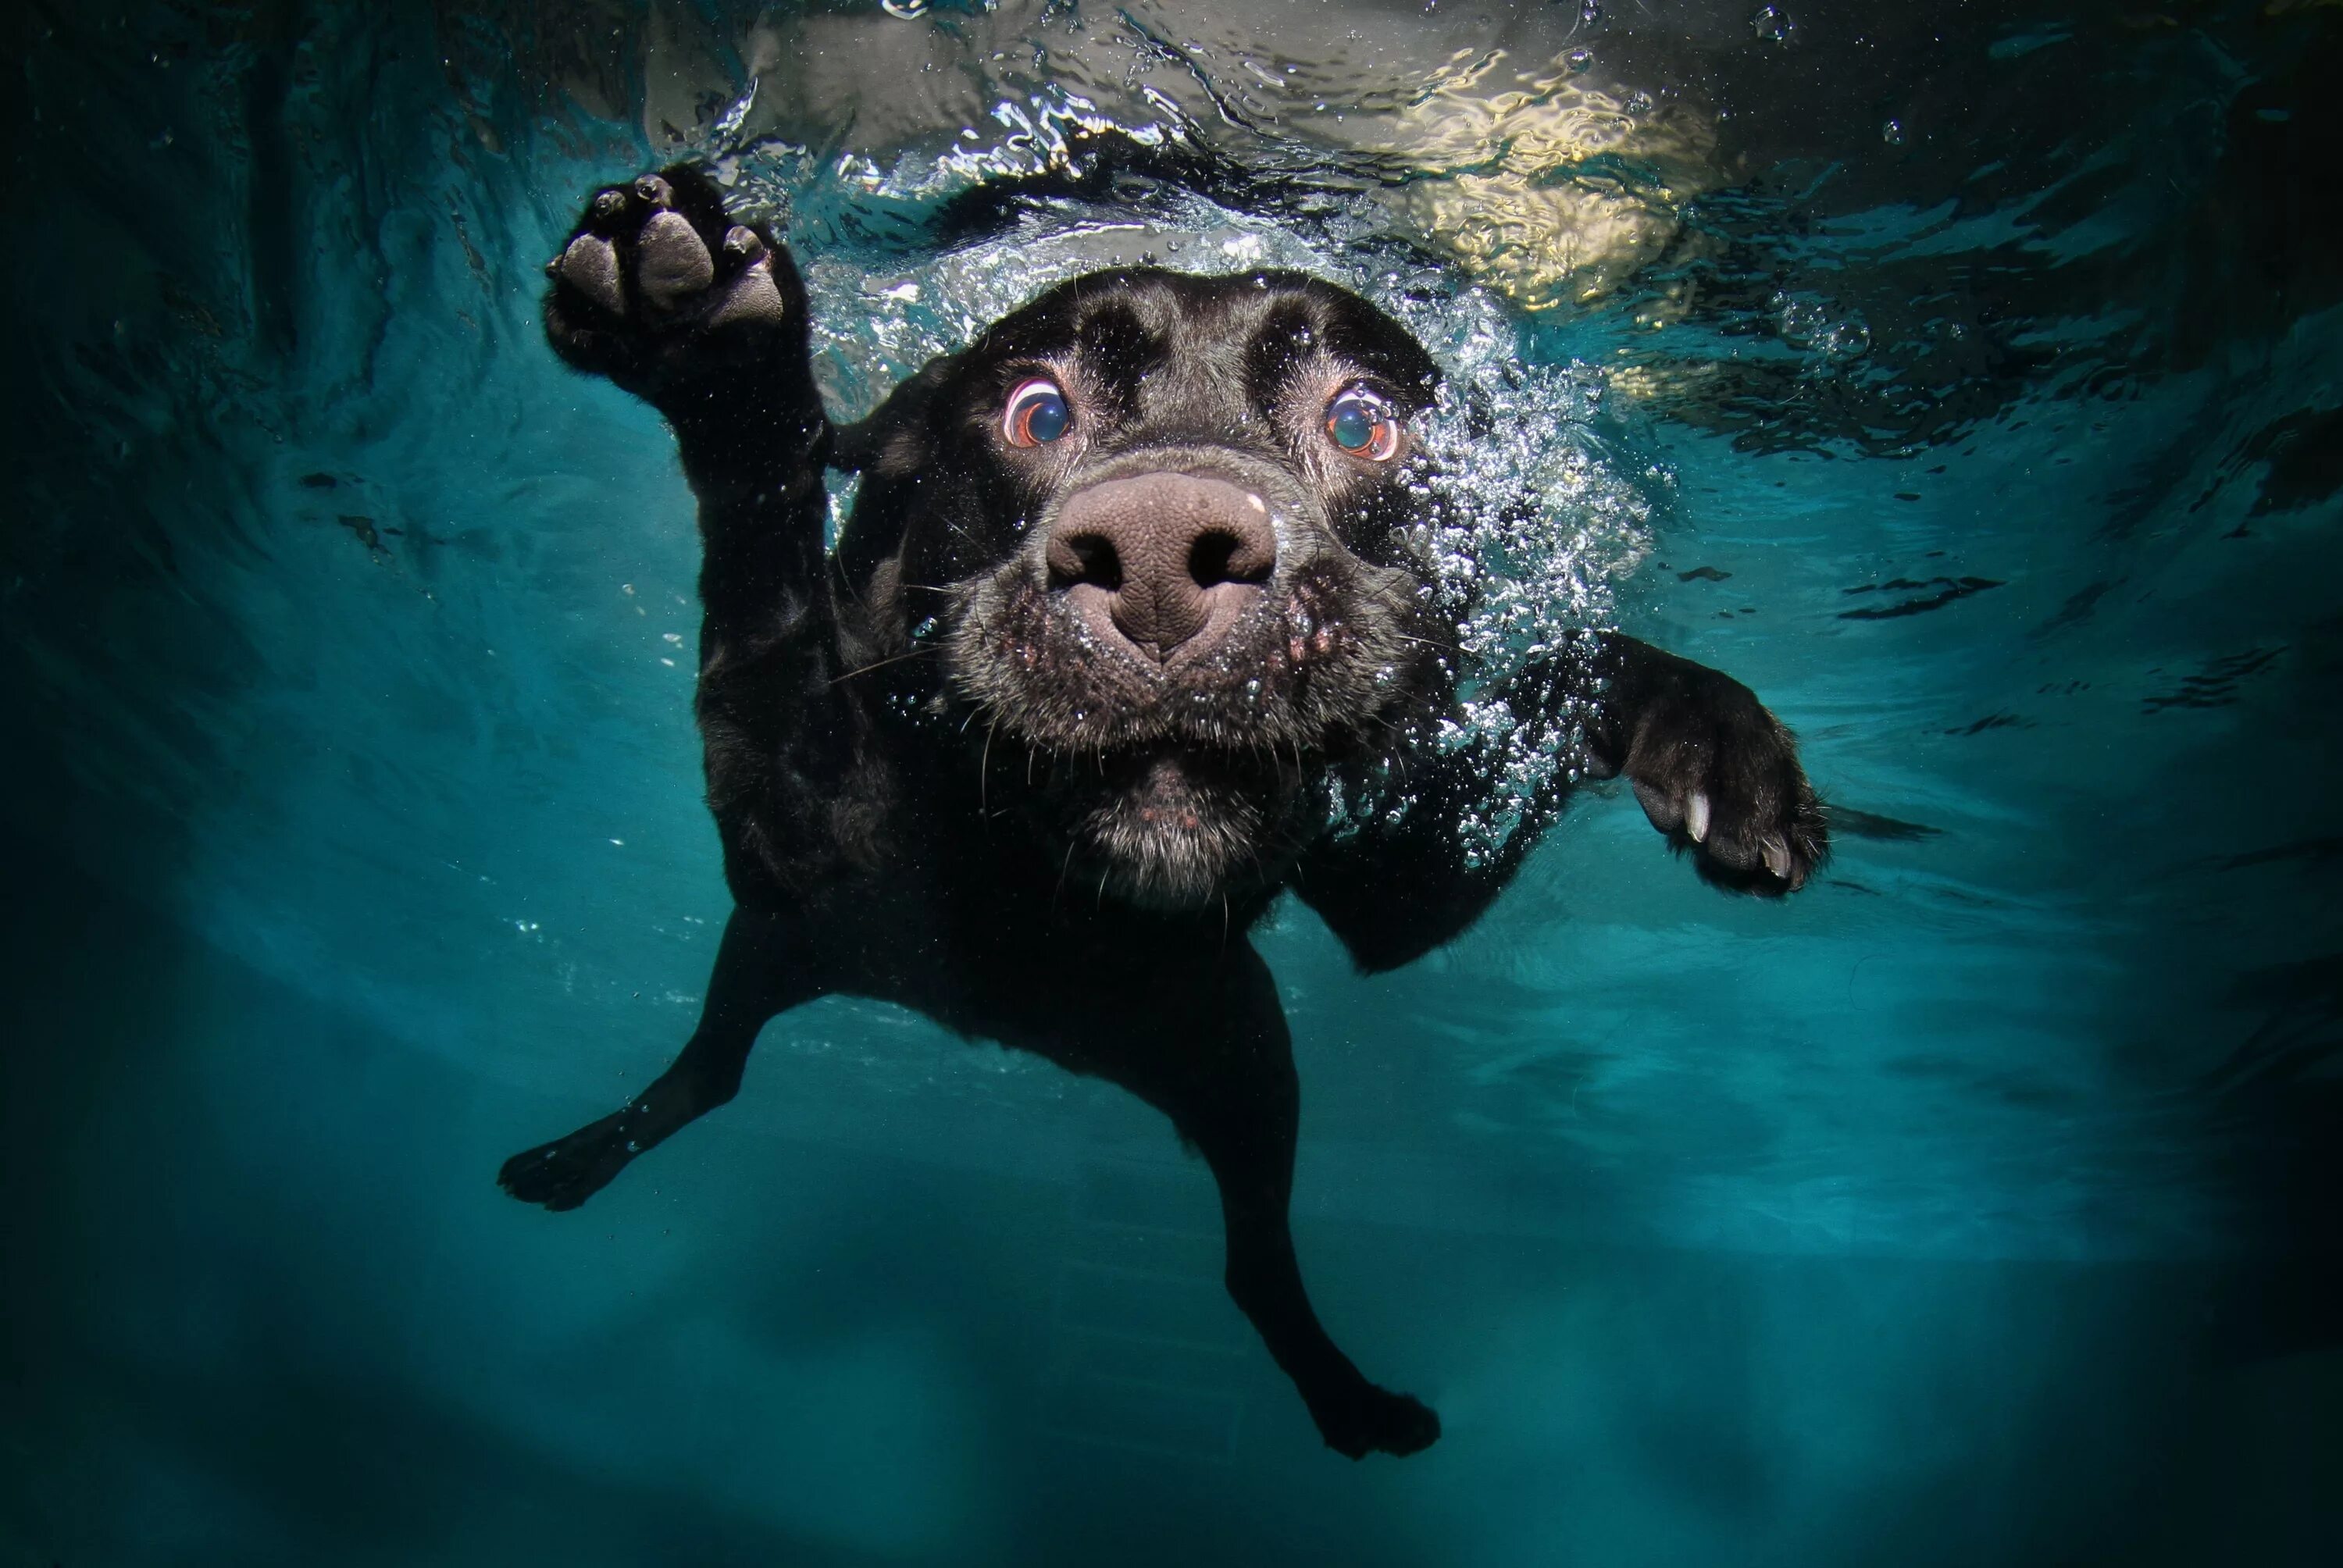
left=829, top=350, right=976, bottom=610
left=826, top=410, right=882, bottom=474
left=829, top=352, right=962, bottom=475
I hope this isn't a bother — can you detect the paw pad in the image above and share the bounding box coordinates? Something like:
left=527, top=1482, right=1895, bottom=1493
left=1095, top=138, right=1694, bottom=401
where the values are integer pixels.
left=636, top=211, right=715, bottom=310
left=558, top=232, right=624, bottom=316
left=541, top=165, right=797, bottom=393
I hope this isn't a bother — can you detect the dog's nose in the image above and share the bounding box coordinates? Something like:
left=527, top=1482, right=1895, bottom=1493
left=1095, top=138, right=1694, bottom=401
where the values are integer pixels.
left=1046, top=473, right=1278, bottom=663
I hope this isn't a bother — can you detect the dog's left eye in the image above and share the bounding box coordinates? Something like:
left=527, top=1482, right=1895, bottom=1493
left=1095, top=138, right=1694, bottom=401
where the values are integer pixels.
left=1325, top=387, right=1402, bottom=461
left=1003, top=377, right=1072, bottom=447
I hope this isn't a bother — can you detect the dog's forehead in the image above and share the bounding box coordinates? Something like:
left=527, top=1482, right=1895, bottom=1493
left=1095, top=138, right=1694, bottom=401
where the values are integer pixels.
left=979, top=269, right=1439, bottom=405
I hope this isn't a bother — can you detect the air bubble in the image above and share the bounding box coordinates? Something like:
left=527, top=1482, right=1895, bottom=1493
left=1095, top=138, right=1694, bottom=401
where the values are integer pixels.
left=1773, top=290, right=1871, bottom=363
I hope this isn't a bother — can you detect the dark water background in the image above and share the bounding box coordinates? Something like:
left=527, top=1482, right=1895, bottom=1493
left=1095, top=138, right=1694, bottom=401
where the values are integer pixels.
left=5, top=2, right=2341, bottom=1563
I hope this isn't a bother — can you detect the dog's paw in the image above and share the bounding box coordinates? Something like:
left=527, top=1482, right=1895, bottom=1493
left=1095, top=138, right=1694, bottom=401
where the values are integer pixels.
left=497, top=1110, right=640, bottom=1212
left=1623, top=668, right=1826, bottom=894
left=541, top=165, right=799, bottom=402
left=1313, top=1381, right=1443, bottom=1459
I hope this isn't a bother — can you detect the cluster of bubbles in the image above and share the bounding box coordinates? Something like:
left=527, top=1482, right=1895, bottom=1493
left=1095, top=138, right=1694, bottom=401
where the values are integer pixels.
left=1413, top=347, right=1655, bottom=863
left=719, top=97, right=1659, bottom=862
left=1771, top=289, right=1873, bottom=365
left=1318, top=294, right=1657, bottom=865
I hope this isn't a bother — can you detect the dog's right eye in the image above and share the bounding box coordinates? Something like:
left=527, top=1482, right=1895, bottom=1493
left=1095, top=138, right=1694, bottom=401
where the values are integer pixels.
left=1003, top=378, right=1072, bottom=447
left=1325, top=386, right=1403, bottom=461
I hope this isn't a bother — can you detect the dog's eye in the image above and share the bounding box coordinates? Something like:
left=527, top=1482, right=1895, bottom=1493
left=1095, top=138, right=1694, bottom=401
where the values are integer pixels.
left=1003, top=377, right=1072, bottom=447
left=1325, top=387, right=1402, bottom=461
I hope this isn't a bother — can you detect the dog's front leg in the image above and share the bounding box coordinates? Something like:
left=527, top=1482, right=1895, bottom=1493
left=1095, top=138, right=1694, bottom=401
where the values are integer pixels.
left=540, top=163, right=835, bottom=670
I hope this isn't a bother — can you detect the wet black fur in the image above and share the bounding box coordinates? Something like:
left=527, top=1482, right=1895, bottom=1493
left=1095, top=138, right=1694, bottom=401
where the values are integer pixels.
left=507, top=166, right=1827, bottom=1459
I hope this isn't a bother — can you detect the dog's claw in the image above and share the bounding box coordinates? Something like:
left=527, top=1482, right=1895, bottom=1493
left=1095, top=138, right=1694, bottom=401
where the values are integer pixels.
left=1619, top=662, right=1824, bottom=896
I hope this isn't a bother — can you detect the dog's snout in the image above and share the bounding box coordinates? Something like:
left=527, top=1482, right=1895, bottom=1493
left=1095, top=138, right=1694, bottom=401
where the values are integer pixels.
left=1046, top=473, right=1277, bottom=664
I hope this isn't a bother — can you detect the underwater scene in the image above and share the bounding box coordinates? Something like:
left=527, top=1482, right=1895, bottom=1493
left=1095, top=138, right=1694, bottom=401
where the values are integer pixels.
left=5, top=0, right=2340, bottom=1562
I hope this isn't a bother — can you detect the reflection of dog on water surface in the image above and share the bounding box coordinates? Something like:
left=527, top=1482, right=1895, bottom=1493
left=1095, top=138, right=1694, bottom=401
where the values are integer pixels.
left=465, top=0, right=2343, bottom=447
left=592, top=0, right=1744, bottom=311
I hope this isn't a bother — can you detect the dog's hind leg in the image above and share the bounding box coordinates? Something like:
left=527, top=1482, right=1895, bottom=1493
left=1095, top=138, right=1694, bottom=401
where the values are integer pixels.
left=1135, top=941, right=1442, bottom=1459
left=498, top=907, right=815, bottom=1211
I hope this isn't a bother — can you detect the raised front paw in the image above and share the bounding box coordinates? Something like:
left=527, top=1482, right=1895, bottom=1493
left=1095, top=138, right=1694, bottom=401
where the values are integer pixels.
left=541, top=165, right=801, bottom=403
left=1622, top=667, right=1826, bottom=894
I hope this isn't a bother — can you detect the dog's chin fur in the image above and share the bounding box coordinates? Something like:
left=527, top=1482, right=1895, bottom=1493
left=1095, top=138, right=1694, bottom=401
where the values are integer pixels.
left=1065, top=747, right=1284, bottom=911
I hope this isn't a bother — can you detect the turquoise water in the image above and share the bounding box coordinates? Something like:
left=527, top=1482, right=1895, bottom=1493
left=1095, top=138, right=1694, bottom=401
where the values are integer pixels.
left=5, top=2, right=2339, bottom=1563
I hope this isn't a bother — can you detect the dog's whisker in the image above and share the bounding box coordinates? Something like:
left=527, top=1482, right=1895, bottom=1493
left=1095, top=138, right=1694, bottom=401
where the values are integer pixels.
left=828, top=646, right=933, bottom=684
left=980, top=718, right=997, bottom=814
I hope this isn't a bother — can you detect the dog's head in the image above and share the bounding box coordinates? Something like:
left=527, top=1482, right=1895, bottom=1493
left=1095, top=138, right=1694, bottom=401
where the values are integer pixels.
left=841, top=269, right=1455, bottom=909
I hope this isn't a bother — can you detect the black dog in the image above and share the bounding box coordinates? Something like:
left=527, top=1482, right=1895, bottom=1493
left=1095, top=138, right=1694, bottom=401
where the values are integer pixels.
left=499, top=166, right=1825, bottom=1459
